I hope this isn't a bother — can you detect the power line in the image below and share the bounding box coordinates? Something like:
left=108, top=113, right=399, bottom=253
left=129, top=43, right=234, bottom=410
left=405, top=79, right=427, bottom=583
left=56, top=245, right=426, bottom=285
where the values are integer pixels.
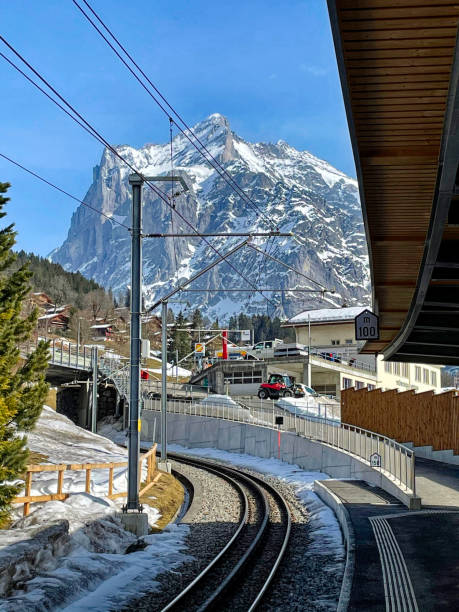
left=169, top=118, right=179, bottom=277
left=72, top=0, right=277, bottom=231
left=0, top=152, right=130, bottom=230
left=0, top=37, right=278, bottom=308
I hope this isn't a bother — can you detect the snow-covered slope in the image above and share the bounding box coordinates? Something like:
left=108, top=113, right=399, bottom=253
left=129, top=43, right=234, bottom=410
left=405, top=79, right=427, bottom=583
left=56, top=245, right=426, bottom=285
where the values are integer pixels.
left=50, top=114, right=370, bottom=319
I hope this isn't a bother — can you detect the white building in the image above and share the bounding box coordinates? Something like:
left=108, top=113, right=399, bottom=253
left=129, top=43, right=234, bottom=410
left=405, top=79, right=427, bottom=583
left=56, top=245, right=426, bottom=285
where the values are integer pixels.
left=282, top=306, right=442, bottom=395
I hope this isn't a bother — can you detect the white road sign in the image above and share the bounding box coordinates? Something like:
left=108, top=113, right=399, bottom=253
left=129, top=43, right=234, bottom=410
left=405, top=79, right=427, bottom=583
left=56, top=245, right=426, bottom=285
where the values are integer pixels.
left=370, top=452, right=382, bottom=467
left=241, top=329, right=251, bottom=341
left=355, top=309, right=379, bottom=341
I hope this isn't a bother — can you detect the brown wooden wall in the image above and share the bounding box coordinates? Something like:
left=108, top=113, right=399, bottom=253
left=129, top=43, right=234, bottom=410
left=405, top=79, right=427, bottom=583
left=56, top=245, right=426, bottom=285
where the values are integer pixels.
left=341, top=387, right=459, bottom=454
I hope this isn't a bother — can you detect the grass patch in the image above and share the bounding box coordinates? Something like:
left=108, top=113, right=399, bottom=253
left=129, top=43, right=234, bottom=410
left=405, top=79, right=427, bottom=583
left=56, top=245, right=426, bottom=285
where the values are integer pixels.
left=45, top=388, right=57, bottom=410
left=140, top=471, right=184, bottom=531
left=27, top=451, right=49, bottom=466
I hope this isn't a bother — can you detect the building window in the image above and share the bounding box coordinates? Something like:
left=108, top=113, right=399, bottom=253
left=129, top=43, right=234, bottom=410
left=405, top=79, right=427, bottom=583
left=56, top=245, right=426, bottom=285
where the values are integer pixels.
left=224, top=370, right=263, bottom=385
left=415, top=366, right=421, bottom=382
left=343, top=377, right=353, bottom=389
left=384, top=361, right=392, bottom=373
left=393, top=362, right=400, bottom=376
left=431, top=371, right=437, bottom=386
left=402, top=363, right=409, bottom=378
left=355, top=381, right=365, bottom=390
left=331, top=339, right=341, bottom=345
left=367, top=384, right=375, bottom=391
left=345, top=339, right=353, bottom=344
left=423, top=368, right=429, bottom=384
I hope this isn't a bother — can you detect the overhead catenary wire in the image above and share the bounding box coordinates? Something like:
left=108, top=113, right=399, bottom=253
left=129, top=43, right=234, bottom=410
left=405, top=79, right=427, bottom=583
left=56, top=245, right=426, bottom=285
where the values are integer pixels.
left=0, top=152, right=130, bottom=230
left=0, top=36, right=277, bottom=308
left=169, top=118, right=180, bottom=276
left=71, top=0, right=277, bottom=231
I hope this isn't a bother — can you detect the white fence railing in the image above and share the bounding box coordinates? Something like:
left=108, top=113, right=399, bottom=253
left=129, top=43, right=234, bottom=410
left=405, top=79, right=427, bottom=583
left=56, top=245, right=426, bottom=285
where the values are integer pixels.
left=143, top=397, right=416, bottom=496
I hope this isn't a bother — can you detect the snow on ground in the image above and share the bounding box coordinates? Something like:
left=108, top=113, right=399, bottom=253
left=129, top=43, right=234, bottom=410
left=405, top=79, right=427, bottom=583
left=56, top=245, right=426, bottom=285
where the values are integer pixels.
left=2, top=409, right=345, bottom=610
left=164, top=444, right=345, bottom=558
left=10, top=407, right=130, bottom=522
left=276, top=397, right=341, bottom=422
left=0, top=409, right=190, bottom=612
left=149, top=357, right=192, bottom=377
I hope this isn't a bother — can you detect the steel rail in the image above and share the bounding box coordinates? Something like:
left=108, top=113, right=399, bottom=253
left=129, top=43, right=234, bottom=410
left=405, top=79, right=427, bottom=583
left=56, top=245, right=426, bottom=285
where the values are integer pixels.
left=160, top=460, right=250, bottom=612
left=165, top=453, right=291, bottom=611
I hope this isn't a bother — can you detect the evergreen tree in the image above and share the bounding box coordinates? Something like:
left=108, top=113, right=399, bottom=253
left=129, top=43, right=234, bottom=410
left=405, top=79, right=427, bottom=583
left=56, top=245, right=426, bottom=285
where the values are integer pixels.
left=191, top=308, right=204, bottom=343
left=170, top=311, right=191, bottom=361
left=0, top=183, right=49, bottom=524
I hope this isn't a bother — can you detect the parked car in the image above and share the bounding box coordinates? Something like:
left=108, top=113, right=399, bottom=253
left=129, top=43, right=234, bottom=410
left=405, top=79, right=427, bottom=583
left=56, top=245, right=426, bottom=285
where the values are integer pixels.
left=244, top=339, right=283, bottom=360
left=293, top=383, right=319, bottom=398
left=318, top=351, right=341, bottom=363
left=273, top=343, right=308, bottom=358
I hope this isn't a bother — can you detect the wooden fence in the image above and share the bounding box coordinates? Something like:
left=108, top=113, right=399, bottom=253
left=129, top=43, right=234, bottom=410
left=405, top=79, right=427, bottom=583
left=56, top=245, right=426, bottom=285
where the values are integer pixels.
left=341, top=388, right=459, bottom=454
left=14, top=444, right=159, bottom=517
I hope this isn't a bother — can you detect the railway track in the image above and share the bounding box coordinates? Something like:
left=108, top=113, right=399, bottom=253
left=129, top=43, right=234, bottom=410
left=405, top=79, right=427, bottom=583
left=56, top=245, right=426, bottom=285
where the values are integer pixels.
left=162, top=453, right=291, bottom=612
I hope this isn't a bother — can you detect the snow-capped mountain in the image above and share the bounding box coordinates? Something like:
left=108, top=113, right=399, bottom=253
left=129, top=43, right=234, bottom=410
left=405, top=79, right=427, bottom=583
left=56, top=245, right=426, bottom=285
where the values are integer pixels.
left=50, top=113, right=370, bottom=320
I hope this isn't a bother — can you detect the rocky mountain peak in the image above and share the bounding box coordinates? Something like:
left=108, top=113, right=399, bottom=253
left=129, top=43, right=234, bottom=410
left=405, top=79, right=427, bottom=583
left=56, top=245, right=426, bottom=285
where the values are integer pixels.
left=50, top=115, right=370, bottom=321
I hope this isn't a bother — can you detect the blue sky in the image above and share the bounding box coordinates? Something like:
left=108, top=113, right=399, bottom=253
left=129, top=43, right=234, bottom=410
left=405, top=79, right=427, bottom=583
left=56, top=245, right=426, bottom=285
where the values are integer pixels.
left=0, top=0, right=354, bottom=256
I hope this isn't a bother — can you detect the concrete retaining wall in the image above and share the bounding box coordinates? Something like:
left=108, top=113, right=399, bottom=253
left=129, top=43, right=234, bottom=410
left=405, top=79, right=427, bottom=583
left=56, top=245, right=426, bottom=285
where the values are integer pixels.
left=141, top=411, right=419, bottom=508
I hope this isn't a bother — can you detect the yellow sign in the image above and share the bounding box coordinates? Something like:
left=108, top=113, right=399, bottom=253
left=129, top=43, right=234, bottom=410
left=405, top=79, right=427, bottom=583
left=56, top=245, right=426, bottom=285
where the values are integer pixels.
left=195, top=342, right=205, bottom=355
left=138, top=419, right=141, bottom=432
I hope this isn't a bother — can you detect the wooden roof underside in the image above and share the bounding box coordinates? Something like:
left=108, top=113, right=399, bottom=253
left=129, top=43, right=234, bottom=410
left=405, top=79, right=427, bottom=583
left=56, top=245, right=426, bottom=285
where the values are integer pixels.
left=328, top=0, right=459, bottom=363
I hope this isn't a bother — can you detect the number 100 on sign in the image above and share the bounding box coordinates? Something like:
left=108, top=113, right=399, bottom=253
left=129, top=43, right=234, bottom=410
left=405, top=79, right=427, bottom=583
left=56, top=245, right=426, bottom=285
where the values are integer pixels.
left=354, top=309, right=379, bottom=341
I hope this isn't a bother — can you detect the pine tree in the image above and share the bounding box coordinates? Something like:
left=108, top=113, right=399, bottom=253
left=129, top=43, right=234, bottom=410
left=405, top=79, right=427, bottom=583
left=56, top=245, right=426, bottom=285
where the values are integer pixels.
left=0, top=183, right=49, bottom=524
left=170, top=311, right=191, bottom=361
left=191, top=308, right=204, bottom=343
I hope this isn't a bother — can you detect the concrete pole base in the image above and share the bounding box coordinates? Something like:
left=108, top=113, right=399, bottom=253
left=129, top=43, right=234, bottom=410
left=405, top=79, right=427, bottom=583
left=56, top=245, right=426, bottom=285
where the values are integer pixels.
left=158, top=460, right=172, bottom=474
left=117, top=512, right=149, bottom=537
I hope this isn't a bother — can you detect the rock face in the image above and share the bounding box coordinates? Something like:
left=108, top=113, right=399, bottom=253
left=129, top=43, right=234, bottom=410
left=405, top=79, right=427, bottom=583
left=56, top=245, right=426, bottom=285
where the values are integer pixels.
left=50, top=114, right=370, bottom=320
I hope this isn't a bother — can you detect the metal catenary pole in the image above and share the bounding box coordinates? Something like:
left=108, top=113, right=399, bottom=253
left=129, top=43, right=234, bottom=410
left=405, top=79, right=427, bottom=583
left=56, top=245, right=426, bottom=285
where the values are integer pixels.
left=161, top=300, right=168, bottom=462
left=91, top=346, right=98, bottom=433
left=127, top=174, right=143, bottom=511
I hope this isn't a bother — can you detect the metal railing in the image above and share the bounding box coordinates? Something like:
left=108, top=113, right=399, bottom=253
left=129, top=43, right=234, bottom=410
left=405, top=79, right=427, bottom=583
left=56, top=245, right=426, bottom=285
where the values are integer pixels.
left=309, top=347, right=376, bottom=374
left=143, top=397, right=415, bottom=496
left=22, top=337, right=104, bottom=370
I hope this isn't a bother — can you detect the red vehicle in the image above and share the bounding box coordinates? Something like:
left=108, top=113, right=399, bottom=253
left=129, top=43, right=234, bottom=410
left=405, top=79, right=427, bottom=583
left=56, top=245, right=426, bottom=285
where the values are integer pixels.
left=257, top=373, right=294, bottom=400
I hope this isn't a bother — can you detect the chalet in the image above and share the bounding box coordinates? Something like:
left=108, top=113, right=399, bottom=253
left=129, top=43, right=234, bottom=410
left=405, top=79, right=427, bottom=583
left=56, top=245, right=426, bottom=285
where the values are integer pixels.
left=37, top=308, right=70, bottom=332
left=91, top=323, right=115, bottom=340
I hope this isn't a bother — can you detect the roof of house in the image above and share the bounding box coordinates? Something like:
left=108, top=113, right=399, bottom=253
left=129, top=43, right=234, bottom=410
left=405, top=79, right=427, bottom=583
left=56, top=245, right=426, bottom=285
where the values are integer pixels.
left=285, top=306, right=368, bottom=326
left=90, top=324, right=112, bottom=329
left=38, top=313, right=69, bottom=324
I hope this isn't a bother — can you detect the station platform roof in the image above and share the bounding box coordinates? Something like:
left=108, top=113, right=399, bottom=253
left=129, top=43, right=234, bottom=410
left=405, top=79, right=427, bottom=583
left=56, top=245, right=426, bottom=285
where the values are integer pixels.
left=327, top=0, right=459, bottom=364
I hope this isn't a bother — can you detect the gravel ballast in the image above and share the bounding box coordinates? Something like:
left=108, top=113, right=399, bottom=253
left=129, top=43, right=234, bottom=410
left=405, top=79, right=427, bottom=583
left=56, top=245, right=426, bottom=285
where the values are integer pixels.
left=126, top=459, right=242, bottom=611
left=124, top=458, right=344, bottom=611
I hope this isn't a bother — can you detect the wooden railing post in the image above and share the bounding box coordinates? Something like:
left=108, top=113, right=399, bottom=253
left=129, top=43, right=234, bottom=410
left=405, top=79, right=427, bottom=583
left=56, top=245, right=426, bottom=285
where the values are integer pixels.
left=15, top=449, right=160, bottom=514
left=57, top=469, right=64, bottom=497
left=85, top=468, right=91, bottom=493
left=23, top=471, right=32, bottom=517
left=108, top=466, right=114, bottom=497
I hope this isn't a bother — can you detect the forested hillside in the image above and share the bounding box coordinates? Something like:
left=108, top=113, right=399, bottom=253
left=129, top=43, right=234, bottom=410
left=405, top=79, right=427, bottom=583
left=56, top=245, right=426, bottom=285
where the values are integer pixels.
left=13, top=250, right=113, bottom=308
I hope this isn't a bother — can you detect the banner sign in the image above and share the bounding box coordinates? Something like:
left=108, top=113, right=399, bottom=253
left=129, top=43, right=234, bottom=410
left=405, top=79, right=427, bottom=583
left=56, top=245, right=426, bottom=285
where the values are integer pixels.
left=195, top=342, right=205, bottom=356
